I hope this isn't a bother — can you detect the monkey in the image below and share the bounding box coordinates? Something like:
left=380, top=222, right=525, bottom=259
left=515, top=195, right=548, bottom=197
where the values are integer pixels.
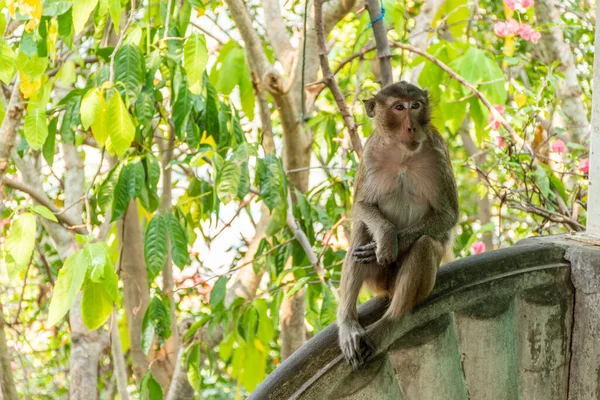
left=337, top=81, right=459, bottom=370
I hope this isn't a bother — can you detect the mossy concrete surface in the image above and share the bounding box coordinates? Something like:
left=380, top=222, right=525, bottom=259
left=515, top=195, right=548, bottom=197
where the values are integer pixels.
left=251, top=235, right=599, bottom=400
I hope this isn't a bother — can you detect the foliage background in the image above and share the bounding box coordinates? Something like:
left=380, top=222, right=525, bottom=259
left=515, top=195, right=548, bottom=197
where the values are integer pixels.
left=0, top=0, right=592, bottom=398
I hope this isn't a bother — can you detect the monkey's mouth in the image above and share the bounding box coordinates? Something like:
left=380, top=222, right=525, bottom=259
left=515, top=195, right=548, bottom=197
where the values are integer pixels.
left=399, top=140, right=422, bottom=150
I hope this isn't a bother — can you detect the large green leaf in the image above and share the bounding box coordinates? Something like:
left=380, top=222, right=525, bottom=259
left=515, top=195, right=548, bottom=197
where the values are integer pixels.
left=5, top=213, right=36, bottom=280
left=80, top=88, right=102, bottom=130
left=145, top=153, right=161, bottom=190
left=456, top=47, right=507, bottom=106
left=209, top=276, right=227, bottom=310
left=72, top=0, right=99, bottom=34
left=91, top=92, right=109, bottom=146
left=81, top=259, right=117, bottom=330
left=144, top=214, right=168, bottom=281
left=217, top=160, right=241, bottom=204
left=31, top=205, right=58, bottom=223
left=48, top=249, right=88, bottom=326
left=183, top=33, right=208, bottom=94
left=42, top=117, right=57, bottom=166
left=0, top=39, right=16, bottom=84
left=24, top=104, right=48, bottom=150
left=107, top=91, right=135, bottom=158
left=111, top=166, right=131, bottom=222
left=256, top=154, right=286, bottom=211
left=125, top=160, right=145, bottom=199
left=114, top=45, right=145, bottom=103
left=140, top=372, right=163, bottom=400
left=108, top=0, right=122, bottom=33
left=165, top=212, right=191, bottom=268
left=173, top=80, right=194, bottom=141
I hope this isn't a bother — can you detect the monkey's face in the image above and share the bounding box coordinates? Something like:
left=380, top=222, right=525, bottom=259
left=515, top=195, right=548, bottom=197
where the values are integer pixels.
left=363, top=82, right=431, bottom=151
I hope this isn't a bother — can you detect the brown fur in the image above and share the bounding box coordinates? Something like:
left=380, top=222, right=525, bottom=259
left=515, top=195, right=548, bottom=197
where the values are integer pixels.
left=337, top=82, right=459, bottom=370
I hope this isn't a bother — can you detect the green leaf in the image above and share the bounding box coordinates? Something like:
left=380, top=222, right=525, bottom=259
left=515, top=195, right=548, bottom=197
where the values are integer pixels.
left=144, top=214, right=168, bottom=281
left=183, top=33, right=208, bottom=94
left=31, top=205, right=58, bottom=222
left=257, top=154, right=286, bottom=211
left=91, top=92, right=109, bottom=146
left=5, top=213, right=36, bottom=280
left=81, top=279, right=114, bottom=330
left=204, top=78, right=220, bottom=140
left=145, top=153, right=161, bottom=189
left=173, top=81, right=194, bottom=140
left=457, top=47, right=507, bottom=106
left=125, top=160, right=145, bottom=199
left=319, top=286, right=338, bottom=327
left=433, top=0, right=469, bottom=38
left=72, top=0, right=99, bottom=34
left=114, top=45, right=145, bottom=103
left=80, top=88, right=102, bottom=130
left=83, top=243, right=110, bottom=282
left=217, top=160, right=241, bottom=204
left=142, top=296, right=171, bottom=351
left=42, top=117, right=57, bottom=166
left=108, top=0, right=122, bottom=33
left=24, top=104, right=48, bottom=151
left=0, top=39, right=16, bottom=84
left=48, top=249, right=88, bottom=326
left=140, top=372, right=163, bottom=400
left=111, top=166, right=131, bottom=222
left=165, top=212, right=191, bottom=268
left=239, top=65, right=255, bottom=121
left=42, top=0, right=73, bottom=16
left=209, top=276, right=227, bottom=310
left=286, top=276, right=310, bottom=298
left=107, top=91, right=135, bottom=158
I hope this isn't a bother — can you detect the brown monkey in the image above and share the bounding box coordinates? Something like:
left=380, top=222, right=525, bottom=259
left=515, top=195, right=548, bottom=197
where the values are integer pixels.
left=337, top=81, right=459, bottom=370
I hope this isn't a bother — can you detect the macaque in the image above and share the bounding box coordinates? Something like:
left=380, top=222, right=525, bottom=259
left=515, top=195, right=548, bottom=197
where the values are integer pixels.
left=337, top=81, right=459, bottom=370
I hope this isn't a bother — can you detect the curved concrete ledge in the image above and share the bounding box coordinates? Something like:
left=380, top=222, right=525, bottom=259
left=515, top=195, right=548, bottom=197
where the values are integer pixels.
left=250, top=237, right=574, bottom=399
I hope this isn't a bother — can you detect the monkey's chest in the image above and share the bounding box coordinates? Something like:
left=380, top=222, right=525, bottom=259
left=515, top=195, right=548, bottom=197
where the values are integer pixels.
left=364, top=164, right=436, bottom=229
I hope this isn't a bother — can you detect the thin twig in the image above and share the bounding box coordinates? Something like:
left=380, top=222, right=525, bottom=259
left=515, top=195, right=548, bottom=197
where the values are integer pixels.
left=286, top=189, right=339, bottom=299
left=314, top=0, right=363, bottom=158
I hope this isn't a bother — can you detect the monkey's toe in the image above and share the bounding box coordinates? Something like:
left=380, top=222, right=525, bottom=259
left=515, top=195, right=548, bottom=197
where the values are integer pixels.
left=340, top=326, right=374, bottom=370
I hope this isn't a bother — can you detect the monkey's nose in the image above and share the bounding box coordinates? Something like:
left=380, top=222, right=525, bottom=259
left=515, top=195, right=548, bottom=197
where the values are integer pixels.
left=408, top=127, right=416, bottom=133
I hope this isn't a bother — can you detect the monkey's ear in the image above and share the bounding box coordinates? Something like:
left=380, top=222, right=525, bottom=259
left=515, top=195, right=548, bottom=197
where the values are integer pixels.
left=363, top=98, right=376, bottom=118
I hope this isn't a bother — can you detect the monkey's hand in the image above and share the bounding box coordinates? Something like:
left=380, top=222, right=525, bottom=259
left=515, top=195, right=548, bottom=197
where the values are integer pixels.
left=352, top=233, right=398, bottom=265
left=338, top=321, right=374, bottom=371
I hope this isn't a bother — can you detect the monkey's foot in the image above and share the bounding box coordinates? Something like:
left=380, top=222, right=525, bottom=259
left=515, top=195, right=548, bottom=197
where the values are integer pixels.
left=339, top=324, right=374, bottom=371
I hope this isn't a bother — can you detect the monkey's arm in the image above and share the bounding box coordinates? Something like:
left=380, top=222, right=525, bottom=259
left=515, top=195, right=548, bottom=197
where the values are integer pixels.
left=352, top=201, right=398, bottom=265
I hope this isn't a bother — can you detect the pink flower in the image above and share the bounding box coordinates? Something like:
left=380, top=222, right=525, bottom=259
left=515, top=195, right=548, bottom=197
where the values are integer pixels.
left=551, top=139, right=566, bottom=154
left=518, top=23, right=541, bottom=43
left=507, top=0, right=534, bottom=9
left=494, top=18, right=520, bottom=37
left=472, top=241, right=486, bottom=255
left=488, top=105, right=505, bottom=131
left=579, top=158, right=590, bottom=174
left=521, top=0, right=534, bottom=8
left=496, top=135, right=506, bottom=147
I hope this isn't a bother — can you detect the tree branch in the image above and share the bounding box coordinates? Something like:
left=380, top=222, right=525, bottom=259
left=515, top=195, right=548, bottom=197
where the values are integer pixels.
left=314, top=0, right=363, bottom=157
left=365, top=0, right=392, bottom=86
left=261, top=0, right=295, bottom=74
left=2, top=177, right=88, bottom=235
left=0, top=77, right=23, bottom=187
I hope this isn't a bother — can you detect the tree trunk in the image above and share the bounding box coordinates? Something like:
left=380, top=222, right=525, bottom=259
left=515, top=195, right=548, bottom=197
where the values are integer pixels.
left=409, top=0, right=446, bottom=82
left=534, top=0, right=589, bottom=143
left=69, top=296, right=105, bottom=400
left=0, top=304, right=18, bottom=400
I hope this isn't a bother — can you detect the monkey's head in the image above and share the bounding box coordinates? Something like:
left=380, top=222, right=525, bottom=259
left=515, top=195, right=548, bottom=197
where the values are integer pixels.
left=363, top=81, right=431, bottom=151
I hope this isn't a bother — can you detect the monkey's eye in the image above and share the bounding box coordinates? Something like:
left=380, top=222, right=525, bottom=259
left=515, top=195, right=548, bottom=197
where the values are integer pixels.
left=395, top=104, right=405, bottom=111
left=411, top=102, right=421, bottom=110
